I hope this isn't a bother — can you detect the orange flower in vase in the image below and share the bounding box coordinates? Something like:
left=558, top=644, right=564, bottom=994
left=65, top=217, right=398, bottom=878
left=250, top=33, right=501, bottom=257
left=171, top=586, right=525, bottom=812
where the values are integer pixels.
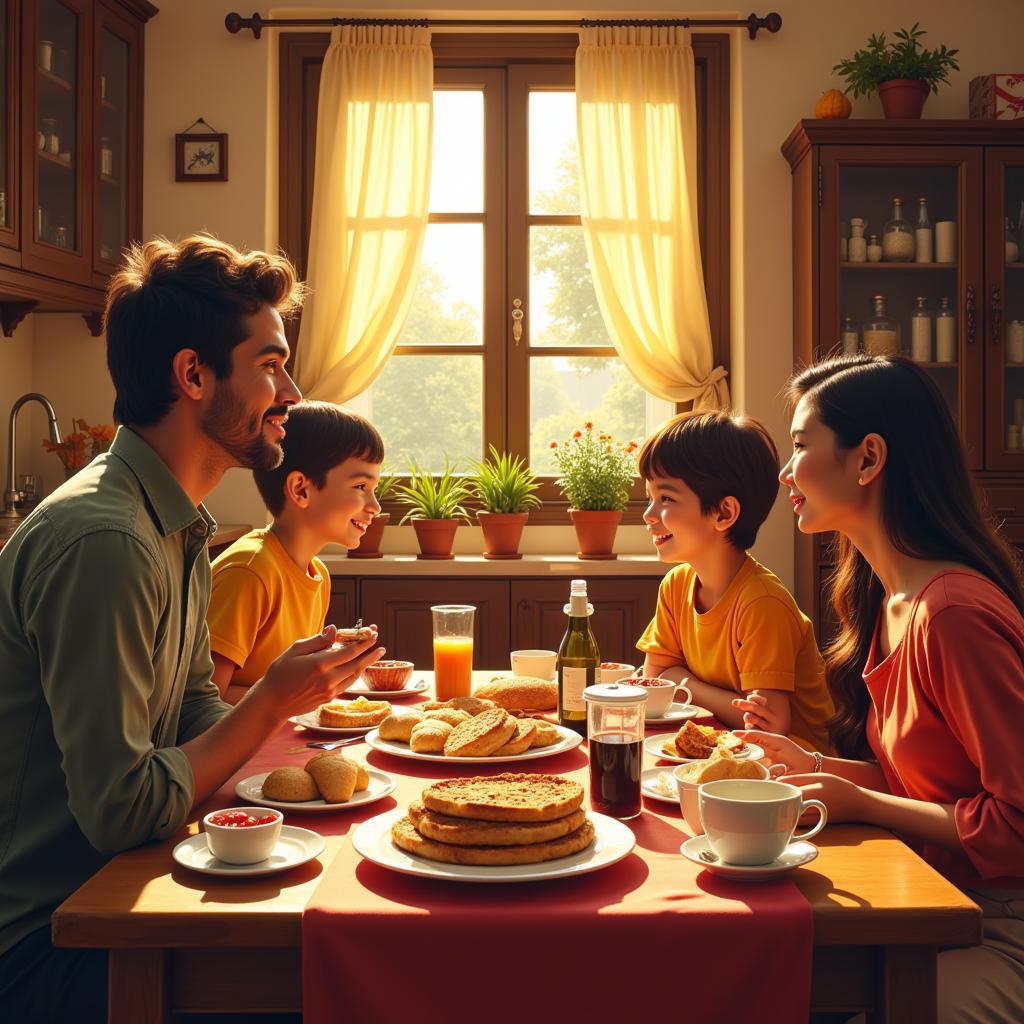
left=43, top=418, right=116, bottom=479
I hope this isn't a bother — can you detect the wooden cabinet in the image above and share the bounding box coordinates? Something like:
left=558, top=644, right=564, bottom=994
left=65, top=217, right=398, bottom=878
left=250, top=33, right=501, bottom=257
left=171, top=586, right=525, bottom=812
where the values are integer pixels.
left=330, top=572, right=662, bottom=670
left=0, top=0, right=155, bottom=335
left=783, top=119, right=1024, bottom=641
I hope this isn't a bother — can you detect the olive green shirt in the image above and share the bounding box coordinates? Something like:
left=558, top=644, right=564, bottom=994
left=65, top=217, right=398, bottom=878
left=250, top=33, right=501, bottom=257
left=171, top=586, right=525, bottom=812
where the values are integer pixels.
left=0, top=427, right=230, bottom=956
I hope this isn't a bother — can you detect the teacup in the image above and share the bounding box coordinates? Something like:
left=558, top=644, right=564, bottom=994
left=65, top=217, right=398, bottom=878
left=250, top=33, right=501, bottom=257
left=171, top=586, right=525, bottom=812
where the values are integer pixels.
left=597, top=662, right=635, bottom=684
left=674, top=760, right=768, bottom=835
left=632, top=676, right=690, bottom=718
left=510, top=650, right=557, bottom=681
left=698, top=779, right=827, bottom=865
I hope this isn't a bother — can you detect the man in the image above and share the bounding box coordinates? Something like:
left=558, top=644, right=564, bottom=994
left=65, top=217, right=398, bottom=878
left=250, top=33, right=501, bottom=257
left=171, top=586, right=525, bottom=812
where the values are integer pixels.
left=0, top=235, right=383, bottom=1022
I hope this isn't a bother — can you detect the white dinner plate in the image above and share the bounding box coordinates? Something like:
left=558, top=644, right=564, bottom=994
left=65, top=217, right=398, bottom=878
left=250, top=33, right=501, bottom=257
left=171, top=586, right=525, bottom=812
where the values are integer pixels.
left=679, top=835, right=818, bottom=881
left=644, top=734, right=764, bottom=765
left=352, top=809, right=635, bottom=883
left=364, top=724, right=583, bottom=764
left=172, top=825, right=325, bottom=877
left=346, top=677, right=430, bottom=700
left=235, top=769, right=396, bottom=812
left=644, top=702, right=700, bottom=725
left=640, top=766, right=680, bottom=805
left=289, top=705, right=422, bottom=735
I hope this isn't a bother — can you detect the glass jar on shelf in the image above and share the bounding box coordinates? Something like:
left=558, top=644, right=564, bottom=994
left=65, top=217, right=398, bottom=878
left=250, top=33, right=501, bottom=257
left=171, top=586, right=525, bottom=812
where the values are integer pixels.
left=867, top=234, right=882, bottom=263
left=839, top=221, right=848, bottom=261
left=915, top=198, right=933, bottom=263
left=840, top=314, right=861, bottom=355
left=910, top=297, right=932, bottom=363
left=100, top=137, right=114, bottom=178
left=882, top=197, right=915, bottom=262
left=848, top=218, right=867, bottom=262
left=864, top=294, right=900, bottom=356
left=935, top=297, right=957, bottom=363
left=1006, top=217, right=1020, bottom=264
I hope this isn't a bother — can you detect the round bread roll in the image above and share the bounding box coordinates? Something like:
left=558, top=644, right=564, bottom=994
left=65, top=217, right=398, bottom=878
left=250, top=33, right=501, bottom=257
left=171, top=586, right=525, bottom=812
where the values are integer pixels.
left=379, top=711, right=422, bottom=741
left=528, top=719, right=560, bottom=748
left=409, top=718, right=453, bottom=753
left=443, top=707, right=517, bottom=758
left=491, top=718, right=537, bottom=757
left=317, top=696, right=391, bottom=728
left=422, top=708, right=471, bottom=727
left=307, top=755, right=358, bottom=803
left=262, top=767, right=320, bottom=803
left=421, top=696, right=496, bottom=716
left=354, top=763, right=369, bottom=791
left=473, top=676, right=557, bottom=711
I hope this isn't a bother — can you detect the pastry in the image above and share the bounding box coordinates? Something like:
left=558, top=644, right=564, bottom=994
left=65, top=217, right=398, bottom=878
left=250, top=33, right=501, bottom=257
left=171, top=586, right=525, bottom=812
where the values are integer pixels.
left=420, top=696, right=496, bottom=716
left=473, top=676, right=557, bottom=711
left=443, top=708, right=517, bottom=758
left=407, top=801, right=587, bottom=847
left=261, top=767, right=320, bottom=803
left=409, top=718, right=454, bottom=753
left=422, top=708, right=472, bottom=728
left=422, top=773, right=585, bottom=822
left=490, top=718, right=537, bottom=756
left=528, top=720, right=560, bottom=748
left=675, top=748, right=763, bottom=784
left=317, top=695, right=391, bottom=729
left=379, top=711, right=422, bottom=742
left=306, top=753, right=358, bottom=803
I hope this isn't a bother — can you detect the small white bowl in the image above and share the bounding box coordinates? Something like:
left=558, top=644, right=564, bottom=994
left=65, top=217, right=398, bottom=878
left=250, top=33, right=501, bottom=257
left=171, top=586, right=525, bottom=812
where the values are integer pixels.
left=631, top=676, right=678, bottom=718
left=673, top=761, right=769, bottom=835
left=203, top=807, right=283, bottom=865
left=510, top=649, right=557, bottom=681
left=597, top=662, right=635, bottom=685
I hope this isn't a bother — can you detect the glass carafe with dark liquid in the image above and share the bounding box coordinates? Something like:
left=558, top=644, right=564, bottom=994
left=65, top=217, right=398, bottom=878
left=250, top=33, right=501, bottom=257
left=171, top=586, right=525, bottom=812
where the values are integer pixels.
left=584, top=680, right=647, bottom=820
left=557, top=579, right=599, bottom=736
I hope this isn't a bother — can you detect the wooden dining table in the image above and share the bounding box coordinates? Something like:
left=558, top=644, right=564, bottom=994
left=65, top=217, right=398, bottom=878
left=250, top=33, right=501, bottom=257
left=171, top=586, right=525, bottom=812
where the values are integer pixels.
left=52, top=675, right=982, bottom=1023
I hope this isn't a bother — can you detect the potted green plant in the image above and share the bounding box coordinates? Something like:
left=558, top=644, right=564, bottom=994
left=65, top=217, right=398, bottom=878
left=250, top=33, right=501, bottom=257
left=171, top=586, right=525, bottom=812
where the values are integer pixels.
left=468, top=445, right=542, bottom=560
left=833, top=24, right=959, bottom=120
left=347, top=468, right=399, bottom=559
left=550, top=423, right=638, bottom=560
left=394, top=457, right=471, bottom=560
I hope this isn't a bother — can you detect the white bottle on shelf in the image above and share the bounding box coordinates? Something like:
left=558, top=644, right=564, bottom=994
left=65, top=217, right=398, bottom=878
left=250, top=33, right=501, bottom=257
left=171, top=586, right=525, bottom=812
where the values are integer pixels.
left=935, top=298, right=957, bottom=363
left=910, top=297, right=932, bottom=363
left=914, top=198, right=933, bottom=263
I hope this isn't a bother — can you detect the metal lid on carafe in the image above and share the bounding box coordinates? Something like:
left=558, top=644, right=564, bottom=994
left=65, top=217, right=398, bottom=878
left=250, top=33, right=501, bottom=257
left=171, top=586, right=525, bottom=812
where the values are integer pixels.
left=583, top=681, right=648, bottom=704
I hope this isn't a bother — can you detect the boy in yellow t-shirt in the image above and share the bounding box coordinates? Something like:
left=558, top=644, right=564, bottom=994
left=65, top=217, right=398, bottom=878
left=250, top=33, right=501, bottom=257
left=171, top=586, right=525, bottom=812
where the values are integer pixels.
left=207, top=402, right=384, bottom=703
left=636, top=411, right=833, bottom=753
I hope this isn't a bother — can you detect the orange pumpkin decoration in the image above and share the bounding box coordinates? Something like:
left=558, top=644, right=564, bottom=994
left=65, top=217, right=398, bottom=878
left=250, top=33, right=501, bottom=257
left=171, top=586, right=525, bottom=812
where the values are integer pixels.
left=815, top=89, right=852, bottom=119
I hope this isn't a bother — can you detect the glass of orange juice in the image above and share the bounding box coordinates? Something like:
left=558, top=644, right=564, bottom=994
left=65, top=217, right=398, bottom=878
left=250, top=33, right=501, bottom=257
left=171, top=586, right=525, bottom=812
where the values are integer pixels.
left=431, top=604, right=475, bottom=700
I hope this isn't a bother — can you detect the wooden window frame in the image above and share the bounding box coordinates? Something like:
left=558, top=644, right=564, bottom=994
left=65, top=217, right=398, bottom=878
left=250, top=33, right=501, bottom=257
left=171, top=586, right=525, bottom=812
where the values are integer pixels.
left=279, top=31, right=730, bottom=525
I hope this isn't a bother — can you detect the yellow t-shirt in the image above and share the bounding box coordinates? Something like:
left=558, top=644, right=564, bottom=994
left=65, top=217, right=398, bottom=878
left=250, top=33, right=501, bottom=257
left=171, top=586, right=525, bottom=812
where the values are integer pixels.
left=207, top=528, right=331, bottom=689
left=637, top=555, right=834, bottom=753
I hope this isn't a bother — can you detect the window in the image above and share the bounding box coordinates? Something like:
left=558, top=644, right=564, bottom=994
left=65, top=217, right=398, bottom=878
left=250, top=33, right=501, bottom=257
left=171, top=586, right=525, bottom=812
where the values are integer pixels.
left=280, top=33, right=730, bottom=520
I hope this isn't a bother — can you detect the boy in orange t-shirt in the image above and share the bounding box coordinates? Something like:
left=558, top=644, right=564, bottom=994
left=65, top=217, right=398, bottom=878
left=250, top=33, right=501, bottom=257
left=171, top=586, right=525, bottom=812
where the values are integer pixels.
left=636, top=411, right=833, bottom=752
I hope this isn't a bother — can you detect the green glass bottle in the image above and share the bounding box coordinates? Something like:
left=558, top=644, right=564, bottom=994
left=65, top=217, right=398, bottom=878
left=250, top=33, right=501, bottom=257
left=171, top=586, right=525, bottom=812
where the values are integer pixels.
left=557, top=579, right=599, bottom=736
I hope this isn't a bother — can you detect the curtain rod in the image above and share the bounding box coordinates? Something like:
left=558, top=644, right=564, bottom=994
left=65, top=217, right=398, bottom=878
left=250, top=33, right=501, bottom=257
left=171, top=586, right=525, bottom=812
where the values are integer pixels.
left=224, top=11, right=782, bottom=41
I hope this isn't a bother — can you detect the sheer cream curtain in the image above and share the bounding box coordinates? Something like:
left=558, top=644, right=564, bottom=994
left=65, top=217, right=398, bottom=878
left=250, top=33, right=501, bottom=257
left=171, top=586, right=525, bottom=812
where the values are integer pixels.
left=294, top=26, right=433, bottom=403
left=575, top=26, right=729, bottom=410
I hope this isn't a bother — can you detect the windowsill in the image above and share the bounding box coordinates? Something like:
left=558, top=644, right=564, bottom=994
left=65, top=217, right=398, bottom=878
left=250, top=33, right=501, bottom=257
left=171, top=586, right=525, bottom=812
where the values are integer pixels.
left=321, top=553, right=668, bottom=576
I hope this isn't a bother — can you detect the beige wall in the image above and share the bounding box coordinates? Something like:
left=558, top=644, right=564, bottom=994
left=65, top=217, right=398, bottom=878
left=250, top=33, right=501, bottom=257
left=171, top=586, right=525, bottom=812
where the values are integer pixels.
left=10, top=0, right=1024, bottom=576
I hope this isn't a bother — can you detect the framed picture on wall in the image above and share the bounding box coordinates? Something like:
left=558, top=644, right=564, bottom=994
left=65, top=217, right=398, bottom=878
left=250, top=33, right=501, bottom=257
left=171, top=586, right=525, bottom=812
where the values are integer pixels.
left=175, top=132, right=228, bottom=182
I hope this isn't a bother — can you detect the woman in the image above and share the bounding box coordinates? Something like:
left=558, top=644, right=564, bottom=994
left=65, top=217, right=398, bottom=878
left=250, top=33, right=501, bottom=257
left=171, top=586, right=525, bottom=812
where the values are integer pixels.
left=739, top=353, right=1024, bottom=1022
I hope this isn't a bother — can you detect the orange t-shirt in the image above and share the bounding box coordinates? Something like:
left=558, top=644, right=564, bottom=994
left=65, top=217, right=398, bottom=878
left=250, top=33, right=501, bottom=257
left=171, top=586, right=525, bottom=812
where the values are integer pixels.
left=864, top=570, right=1024, bottom=888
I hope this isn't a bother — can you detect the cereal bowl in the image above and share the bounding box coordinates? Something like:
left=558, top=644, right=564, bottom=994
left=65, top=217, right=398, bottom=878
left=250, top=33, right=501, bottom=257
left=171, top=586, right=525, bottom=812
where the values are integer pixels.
left=203, top=807, right=283, bottom=864
left=631, top=676, right=678, bottom=718
left=362, top=660, right=415, bottom=691
left=597, top=662, right=635, bottom=684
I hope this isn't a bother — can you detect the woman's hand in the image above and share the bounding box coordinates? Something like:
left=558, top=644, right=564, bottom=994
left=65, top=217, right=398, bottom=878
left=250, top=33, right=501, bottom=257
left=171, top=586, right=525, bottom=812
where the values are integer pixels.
left=780, top=772, right=869, bottom=824
left=731, top=691, right=788, bottom=734
left=733, top=730, right=815, bottom=773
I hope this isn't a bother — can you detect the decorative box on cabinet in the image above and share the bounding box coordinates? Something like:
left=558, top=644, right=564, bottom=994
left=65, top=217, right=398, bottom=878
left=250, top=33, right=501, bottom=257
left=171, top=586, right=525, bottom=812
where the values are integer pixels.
left=783, top=119, right=1024, bottom=643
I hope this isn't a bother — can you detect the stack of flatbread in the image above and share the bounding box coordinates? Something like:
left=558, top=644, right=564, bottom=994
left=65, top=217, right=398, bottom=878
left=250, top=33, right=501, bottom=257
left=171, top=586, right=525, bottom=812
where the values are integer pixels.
left=391, top=774, right=596, bottom=866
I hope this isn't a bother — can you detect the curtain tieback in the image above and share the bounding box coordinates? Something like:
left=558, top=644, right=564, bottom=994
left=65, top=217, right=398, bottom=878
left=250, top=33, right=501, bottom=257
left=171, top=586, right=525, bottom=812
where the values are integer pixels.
left=691, top=364, right=729, bottom=410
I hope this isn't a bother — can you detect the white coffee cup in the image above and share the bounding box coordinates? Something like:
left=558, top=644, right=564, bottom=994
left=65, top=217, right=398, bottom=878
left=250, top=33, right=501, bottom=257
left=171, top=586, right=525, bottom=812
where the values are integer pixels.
left=510, top=649, right=557, bottom=681
left=698, top=778, right=827, bottom=865
left=596, top=662, right=635, bottom=684
left=674, top=760, right=768, bottom=835
left=633, top=676, right=690, bottom=718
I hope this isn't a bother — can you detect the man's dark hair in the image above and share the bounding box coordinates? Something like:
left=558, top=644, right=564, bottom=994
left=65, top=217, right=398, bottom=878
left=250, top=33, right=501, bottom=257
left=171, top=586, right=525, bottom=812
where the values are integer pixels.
left=104, top=234, right=305, bottom=427
left=637, top=410, right=780, bottom=551
left=254, top=401, right=384, bottom=517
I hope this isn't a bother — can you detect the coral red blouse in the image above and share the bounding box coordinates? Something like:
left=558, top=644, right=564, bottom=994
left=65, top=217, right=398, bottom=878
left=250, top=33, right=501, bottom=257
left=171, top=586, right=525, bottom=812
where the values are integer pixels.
left=864, top=570, right=1024, bottom=887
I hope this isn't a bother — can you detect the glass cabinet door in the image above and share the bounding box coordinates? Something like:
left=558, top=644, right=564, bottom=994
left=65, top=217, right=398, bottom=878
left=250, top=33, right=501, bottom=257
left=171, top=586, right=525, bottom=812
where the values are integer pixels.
left=0, top=0, right=14, bottom=246
left=986, top=149, right=1024, bottom=470
left=819, top=147, right=985, bottom=470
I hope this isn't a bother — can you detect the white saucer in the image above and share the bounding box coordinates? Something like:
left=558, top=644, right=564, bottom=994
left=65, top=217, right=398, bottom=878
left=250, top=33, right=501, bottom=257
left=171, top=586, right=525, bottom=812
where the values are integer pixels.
left=640, top=766, right=679, bottom=804
left=347, top=677, right=430, bottom=699
left=679, top=835, right=818, bottom=881
left=172, top=825, right=325, bottom=877
left=645, top=702, right=700, bottom=725
left=644, top=734, right=764, bottom=765
left=235, top=769, right=397, bottom=812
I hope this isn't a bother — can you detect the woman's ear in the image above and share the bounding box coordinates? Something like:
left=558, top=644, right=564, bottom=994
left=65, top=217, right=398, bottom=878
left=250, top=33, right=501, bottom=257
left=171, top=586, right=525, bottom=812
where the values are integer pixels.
left=171, top=349, right=205, bottom=401
left=284, top=470, right=311, bottom=509
left=857, top=432, right=887, bottom=486
left=714, top=496, right=741, bottom=533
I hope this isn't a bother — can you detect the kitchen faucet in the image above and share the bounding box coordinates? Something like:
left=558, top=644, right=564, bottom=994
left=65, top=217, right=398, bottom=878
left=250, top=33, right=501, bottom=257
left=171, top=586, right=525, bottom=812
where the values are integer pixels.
left=2, top=393, right=62, bottom=532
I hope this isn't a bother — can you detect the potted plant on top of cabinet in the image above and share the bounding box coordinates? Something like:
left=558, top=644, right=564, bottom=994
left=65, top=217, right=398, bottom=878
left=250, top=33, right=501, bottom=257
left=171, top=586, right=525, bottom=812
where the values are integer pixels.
left=551, top=423, right=638, bottom=560
left=394, top=458, right=471, bottom=560
left=347, top=468, right=398, bottom=559
left=833, top=24, right=959, bottom=120
left=468, top=445, right=541, bottom=560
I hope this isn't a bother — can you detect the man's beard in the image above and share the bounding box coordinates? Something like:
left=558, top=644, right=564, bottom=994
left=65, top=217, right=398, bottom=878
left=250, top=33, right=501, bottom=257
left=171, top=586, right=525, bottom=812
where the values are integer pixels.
left=201, top=379, right=285, bottom=472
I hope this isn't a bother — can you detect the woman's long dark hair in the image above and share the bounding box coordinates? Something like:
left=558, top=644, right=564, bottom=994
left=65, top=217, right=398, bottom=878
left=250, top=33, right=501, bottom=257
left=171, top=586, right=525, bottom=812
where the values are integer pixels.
left=788, top=354, right=1024, bottom=758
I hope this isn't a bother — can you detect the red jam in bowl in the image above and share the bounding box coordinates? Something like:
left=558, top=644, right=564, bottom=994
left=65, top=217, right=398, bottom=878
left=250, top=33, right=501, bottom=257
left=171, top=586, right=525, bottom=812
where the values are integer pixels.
left=208, top=811, right=278, bottom=828
left=633, top=677, right=674, bottom=689
left=599, top=662, right=632, bottom=670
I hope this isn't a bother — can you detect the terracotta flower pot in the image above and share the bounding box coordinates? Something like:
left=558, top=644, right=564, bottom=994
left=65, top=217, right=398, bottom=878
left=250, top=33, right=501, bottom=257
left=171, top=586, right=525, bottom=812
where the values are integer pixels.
left=347, top=511, right=389, bottom=559
left=878, top=79, right=929, bottom=120
left=411, top=518, right=459, bottom=560
left=477, top=511, right=528, bottom=560
left=569, top=508, right=623, bottom=560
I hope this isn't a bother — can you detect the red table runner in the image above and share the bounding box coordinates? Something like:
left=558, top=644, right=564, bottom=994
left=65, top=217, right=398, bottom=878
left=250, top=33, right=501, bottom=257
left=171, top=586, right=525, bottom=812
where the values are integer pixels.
left=206, top=717, right=815, bottom=1024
